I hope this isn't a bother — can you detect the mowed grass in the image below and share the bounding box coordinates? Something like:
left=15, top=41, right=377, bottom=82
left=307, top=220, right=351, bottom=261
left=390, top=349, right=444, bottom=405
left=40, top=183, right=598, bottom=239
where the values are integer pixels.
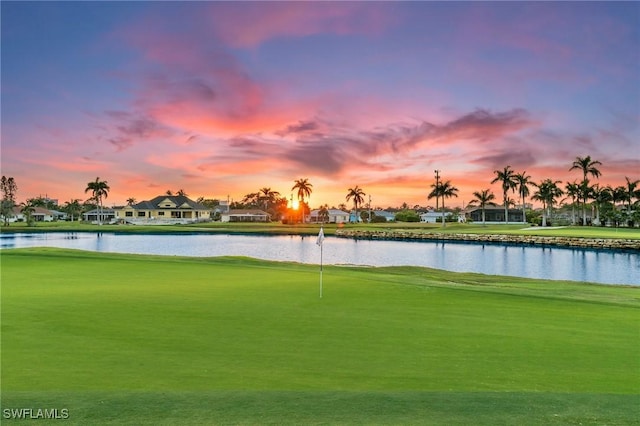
left=1, top=248, right=639, bottom=425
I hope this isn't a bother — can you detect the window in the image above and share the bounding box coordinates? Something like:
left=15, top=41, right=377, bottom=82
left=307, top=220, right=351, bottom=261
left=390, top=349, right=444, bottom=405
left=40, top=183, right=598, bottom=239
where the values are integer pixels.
left=158, top=211, right=165, bottom=216
left=137, top=211, right=146, bottom=217
left=125, top=211, right=133, bottom=217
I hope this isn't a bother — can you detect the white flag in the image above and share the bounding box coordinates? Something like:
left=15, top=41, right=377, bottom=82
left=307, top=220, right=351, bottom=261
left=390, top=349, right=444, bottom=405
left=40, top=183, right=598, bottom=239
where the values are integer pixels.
left=316, top=227, right=325, bottom=246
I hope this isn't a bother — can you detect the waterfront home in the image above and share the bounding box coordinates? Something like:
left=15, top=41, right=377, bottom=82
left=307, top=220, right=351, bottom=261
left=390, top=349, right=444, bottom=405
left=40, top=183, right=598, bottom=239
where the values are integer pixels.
left=420, top=210, right=452, bottom=223
left=115, top=195, right=211, bottom=224
left=308, top=209, right=350, bottom=224
left=465, top=206, right=525, bottom=223
left=220, top=209, right=270, bottom=223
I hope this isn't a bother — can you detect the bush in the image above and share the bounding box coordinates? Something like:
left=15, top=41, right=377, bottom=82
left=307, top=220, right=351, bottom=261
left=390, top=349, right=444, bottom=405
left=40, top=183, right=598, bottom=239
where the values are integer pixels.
left=395, top=210, right=420, bottom=222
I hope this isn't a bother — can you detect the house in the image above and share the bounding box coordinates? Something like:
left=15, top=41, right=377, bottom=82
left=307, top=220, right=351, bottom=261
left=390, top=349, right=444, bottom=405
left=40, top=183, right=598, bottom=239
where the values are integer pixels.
left=220, top=209, right=270, bottom=223
left=8, top=206, right=56, bottom=222
left=83, top=208, right=117, bottom=223
left=420, top=210, right=452, bottom=223
left=308, top=209, right=350, bottom=224
left=373, top=210, right=396, bottom=222
left=115, top=195, right=211, bottom=224
left=465, top=206, right=525, bottom=223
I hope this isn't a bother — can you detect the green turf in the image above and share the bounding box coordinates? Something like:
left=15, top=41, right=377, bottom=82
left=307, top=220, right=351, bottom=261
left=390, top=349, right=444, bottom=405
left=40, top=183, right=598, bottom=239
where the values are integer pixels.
left=2, top=248, right=639, bottom=424
left=3, top=220, right=640, bottom=240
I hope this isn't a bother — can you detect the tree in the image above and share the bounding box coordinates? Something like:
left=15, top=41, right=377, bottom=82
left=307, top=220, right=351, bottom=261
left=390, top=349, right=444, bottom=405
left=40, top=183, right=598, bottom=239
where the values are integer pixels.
left=438, top=180, right=459, bottom=227
left=570, top=155, right=602, bottom=225
left=126, top=198, right=137, bottom=206
left=563, top=181, right=581, bottom=225
left=491, top=166, right=517, bottom=224
left=346, top=186, right=366, bottom=223
left=622, top=177, right=640, bottom=212
left=292, top=178, right=313, bottom=223
left=591, top=184, right=611, bottom=226
left=318, top=205, right=329, bottom=224
left=20, top=201, right=36, bottom=227
left=469, top=189, right=496, bottom=226
left=1, top=176, right=18, bottom=226
left=532, top=179, right=563, bottom=227
left=258, top=187, right=281, bottom=212
left=63, top=199, right=83, bottom=222
left=515, top=171, right=531, bottom=224
left=176, top=189, right=188, bottom=197
left=85, top=177, right=110, bottom=225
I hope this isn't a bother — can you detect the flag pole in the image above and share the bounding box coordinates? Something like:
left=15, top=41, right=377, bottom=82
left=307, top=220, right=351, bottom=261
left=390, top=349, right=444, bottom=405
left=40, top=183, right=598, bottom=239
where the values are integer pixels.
left=319, top=242, right=323, bottom=298
left=316, top=226, right=325, bottom=299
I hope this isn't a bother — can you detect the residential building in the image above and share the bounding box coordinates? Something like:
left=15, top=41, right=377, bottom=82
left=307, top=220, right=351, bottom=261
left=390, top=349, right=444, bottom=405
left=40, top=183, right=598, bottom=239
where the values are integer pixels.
left=220, top=209, right=270, bottom=222
left=465, top=206, right=525, bottom=223
left=308, top=209, right=350, bottom=224
left=114, top=195, right=211, bottom=224
left=420, top=210, right=452, bottom=223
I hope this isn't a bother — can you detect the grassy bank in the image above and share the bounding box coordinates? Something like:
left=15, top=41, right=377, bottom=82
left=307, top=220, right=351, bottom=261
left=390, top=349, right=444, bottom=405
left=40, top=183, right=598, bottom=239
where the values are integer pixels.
left=2, top=248, right=638, bottom=424
left=3, top=220, right=640, bottom=240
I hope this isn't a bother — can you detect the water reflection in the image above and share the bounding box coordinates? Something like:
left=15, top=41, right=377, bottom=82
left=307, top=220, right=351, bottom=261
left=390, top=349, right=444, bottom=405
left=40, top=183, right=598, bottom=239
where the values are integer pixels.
left=1, top=232, right=638, bottom=286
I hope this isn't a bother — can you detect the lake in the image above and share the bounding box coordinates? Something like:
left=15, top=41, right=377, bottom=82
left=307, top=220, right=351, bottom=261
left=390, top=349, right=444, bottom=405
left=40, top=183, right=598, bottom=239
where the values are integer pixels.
left=1, top=232, right=638, bottom=286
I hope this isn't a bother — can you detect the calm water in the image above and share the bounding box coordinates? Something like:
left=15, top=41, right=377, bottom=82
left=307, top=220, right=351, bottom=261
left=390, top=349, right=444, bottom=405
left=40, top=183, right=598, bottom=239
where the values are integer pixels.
left=1, top=232, right=638, bottom=286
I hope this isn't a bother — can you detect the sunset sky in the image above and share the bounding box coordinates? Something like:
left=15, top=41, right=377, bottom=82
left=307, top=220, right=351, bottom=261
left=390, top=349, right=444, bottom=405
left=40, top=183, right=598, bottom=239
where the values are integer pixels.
left=2, top=1, right=638, bottom=209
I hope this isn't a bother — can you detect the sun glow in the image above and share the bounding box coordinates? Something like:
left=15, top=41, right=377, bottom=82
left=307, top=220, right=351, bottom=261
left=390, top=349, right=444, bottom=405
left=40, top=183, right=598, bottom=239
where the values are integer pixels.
left=292, top=199, right=300, bottom=210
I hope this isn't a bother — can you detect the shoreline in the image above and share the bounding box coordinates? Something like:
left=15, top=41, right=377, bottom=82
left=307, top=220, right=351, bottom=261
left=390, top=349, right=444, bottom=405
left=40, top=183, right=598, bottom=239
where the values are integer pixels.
left=334, top=229, right=640, bottom=251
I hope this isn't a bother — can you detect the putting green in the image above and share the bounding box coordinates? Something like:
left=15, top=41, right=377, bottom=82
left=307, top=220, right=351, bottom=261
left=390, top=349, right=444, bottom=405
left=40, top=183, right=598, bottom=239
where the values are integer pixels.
left=1, top=248, right=638, bottom=424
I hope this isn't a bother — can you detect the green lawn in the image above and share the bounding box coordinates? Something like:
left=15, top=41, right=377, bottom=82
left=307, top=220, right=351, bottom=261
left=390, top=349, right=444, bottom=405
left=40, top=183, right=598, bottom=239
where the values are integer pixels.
left=3, top=220, right=640, bottom=240
left=1, top=248, right=639, bottom=424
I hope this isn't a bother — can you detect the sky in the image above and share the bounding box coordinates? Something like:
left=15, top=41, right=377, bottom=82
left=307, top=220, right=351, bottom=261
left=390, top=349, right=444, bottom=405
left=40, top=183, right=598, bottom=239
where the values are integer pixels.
left=1, top=1, right=639, bottom=209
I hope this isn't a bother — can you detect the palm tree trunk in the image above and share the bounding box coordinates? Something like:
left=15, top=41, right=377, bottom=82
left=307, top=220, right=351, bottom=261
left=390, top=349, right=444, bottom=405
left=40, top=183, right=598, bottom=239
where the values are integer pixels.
left=482, top=207, right=486, bottom=226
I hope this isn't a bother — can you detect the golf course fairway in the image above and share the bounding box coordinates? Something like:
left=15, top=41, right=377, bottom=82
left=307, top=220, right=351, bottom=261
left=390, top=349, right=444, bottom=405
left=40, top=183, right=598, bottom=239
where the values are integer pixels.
left=1, top=248, right=639, bottom=425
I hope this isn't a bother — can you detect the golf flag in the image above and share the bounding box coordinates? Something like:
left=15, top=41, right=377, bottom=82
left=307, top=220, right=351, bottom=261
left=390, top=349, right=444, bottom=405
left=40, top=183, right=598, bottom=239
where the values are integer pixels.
left=316, top=226, right=325, bottom=246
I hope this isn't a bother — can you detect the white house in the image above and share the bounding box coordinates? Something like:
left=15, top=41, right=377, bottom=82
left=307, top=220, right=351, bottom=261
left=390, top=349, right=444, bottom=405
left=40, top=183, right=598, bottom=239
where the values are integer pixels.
left=420, top=210, right=452, bottom=223
left=220, top=209, right=270, bottom=223
left=308, top=209, right=350, bottom=224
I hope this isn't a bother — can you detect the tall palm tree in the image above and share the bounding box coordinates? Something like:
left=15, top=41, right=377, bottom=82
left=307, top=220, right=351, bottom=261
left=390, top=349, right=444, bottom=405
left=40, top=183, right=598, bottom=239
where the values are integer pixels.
left=258, top=187, right=281, bottom=212
left=346, top=186, right=366, bottom=223
left=622, top=177, right=640, bottom=213
left=63, top=199, right=83, bottom=222
left=591, top=184, right=611, bottom=226
left=570, top=155, right=602, bottom=225
left=532, top=179, right=563, bottom=227
left=563, top=181, right=580, bottom=225
left=491, top=166, right=517, bottom=224
left=438, top=180, right=459, bottom=227
left=292, top=178, right=313, bottom=203
left=292, top=178, right=313, bottom=223
left=85, top=177, right=110, bottom=225
left=126, top=197, right=137, bottom=206
left=469, top=189, right=496, bottom=226
left=515, top=171, right=531, bottom=224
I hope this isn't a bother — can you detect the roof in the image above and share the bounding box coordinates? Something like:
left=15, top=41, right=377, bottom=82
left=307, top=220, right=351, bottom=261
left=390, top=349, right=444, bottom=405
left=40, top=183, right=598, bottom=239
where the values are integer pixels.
left=223, top=209, right=270, bottom=216
left=310, top=209, right=349, bottom=215
left=131, top=195, right=209, bottom=210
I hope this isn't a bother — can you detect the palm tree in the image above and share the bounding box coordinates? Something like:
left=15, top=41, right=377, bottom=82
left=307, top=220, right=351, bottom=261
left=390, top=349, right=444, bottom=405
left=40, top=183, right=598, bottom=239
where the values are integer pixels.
left=591, top=184, right=611, bottom=226
left=346, top=186, right=366, bottom=223
left=176, top=189, right=188, bottom=197
left=292, top=178, right=313, bottom=223
left=20, top=201, right=36, bottom=227
left=438, top=180, right=459, bottom=227
left=258, top=187, right=281, bottom=212
left=515, top=171, right=531, bottom=224
left=318, top=205, right=330, bottom=224
left=563, top=181, right=580, bottom=225
left=126, top=197, right=137, bottom=206
left=491, top=166, right=517, bottom=224
left=621, top=177, right=640, bottom=213
left=63, top=199, right=83, bottom=222
left=532, top=179, right=563, bottom=227
left=85, top=177, right=110, bottom=225
left=570, top=155, right=602, bottom=225
left=469, top=189, right=496, bottom=226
